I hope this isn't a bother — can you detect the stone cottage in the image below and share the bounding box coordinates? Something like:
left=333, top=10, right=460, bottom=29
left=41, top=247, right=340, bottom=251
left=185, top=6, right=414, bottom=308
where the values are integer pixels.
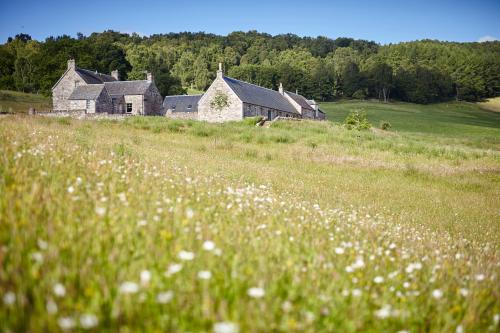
left=163, top=94, right=202, bottom=119
left=52, top=59, right=163, bottom=115
left=164, top=64, right=325, bottom=122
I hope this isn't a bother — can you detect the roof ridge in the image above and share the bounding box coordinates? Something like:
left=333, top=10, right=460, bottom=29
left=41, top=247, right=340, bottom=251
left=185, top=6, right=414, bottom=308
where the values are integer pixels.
left=223, top=76, right=282, bottom=95
left=77, top=67, right=112, bottom=77
left=164, top=94, right=203, bottom=97
left=104, top=80, right=150, bottom=83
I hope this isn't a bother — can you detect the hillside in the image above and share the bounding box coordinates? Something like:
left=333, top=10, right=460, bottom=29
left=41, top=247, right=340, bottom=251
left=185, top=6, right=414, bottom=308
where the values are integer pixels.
left=0, top=103, right=499, bottom=331
left=0, top=90, right=51, bottom=114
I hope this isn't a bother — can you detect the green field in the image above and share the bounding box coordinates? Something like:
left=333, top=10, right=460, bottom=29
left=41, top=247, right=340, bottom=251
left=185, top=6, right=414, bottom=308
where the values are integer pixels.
left=0, top=96, right=499, bottom=332
left=0, top=90, right=51, bottom=114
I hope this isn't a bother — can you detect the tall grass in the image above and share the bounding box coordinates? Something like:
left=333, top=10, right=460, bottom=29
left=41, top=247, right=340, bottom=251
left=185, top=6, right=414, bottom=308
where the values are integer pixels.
left=0, top=113, right=499, bottom=332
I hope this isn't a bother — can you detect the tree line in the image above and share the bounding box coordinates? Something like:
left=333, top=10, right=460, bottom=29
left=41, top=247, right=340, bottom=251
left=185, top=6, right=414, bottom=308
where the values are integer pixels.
left=1, top=30, right=498, bottom=103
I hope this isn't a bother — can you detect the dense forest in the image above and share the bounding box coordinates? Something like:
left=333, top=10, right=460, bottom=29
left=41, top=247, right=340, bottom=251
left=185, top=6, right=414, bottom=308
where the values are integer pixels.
left=0, top=30, right=499, bottom=103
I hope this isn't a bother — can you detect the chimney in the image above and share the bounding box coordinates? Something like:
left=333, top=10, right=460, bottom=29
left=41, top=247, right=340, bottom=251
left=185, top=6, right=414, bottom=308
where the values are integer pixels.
left=279, top=82, right=284, bottom=95
left=296, top=89, right=298, bottom=95
left=67, top=59, right=76, bottom=70
left=111, top=70, right=119, bottom=81
left=217, top=62, right=223, bottom=79
left=146, top=71, right=153, bottom=82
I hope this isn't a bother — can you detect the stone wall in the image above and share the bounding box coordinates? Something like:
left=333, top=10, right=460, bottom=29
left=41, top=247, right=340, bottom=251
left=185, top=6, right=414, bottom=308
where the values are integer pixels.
left=52, top=69, right=85, bottom=111
left=198, top=77, right=243, bottom=122
left=165, top=109, right=198, bottom=120
left=242, top=103, right=300, bottom=120
left=124, top=95, right=144, bottom=115
left=144, top=84, right=164, bottom=115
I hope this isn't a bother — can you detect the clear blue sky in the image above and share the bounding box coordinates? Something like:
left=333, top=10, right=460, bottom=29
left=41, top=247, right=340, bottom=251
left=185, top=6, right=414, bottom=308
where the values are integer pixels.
left=1, top=0, right=499, bottom=44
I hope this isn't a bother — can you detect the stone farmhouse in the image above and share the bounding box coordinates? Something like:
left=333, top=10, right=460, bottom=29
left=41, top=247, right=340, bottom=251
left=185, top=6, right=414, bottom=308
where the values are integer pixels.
left=52, top=59, right=163, bottom=115
left=163, top=64, right=325, bottom=122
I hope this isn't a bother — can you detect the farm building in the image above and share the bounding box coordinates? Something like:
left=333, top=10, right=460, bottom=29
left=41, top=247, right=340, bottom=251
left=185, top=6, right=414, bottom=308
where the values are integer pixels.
left=164, top=64, right=325, bottom=122
left=52, top=59, right=163, bottom=115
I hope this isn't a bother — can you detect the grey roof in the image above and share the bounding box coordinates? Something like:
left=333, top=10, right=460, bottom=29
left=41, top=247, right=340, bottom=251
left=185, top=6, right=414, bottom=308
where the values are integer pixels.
left=223, top=76, right=299, bottom=114
left=76, top=68, right=117, bottom=84
left=163, top=95, right=202, bottom=112
left=286, top=91, right=315, bottom=111
left=104, top=81, right=152, bottom=96
left=68, top=84, right=105, bottom=100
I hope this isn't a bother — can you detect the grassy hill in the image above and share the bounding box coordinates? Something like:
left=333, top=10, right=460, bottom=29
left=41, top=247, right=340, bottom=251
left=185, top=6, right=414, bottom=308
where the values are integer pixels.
left=0, top=90, right=51, bottom=114
left=0, top=96, right=499, bottom=331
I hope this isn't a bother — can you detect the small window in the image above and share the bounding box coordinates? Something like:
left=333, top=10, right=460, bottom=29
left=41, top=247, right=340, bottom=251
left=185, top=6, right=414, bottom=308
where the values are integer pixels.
left=75, top=81, right=80, bottom=88
left=86, top=100, right=91, bottom=109
left=126, top=103, right=132, bottom=113
left=187, top=105, right=192, bottom=110
left=171, top=105, right=176, bottom=111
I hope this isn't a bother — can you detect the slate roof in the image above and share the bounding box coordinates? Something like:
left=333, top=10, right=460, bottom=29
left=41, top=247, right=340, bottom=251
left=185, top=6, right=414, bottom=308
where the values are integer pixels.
left=68, top=84, right=105, bottom=100
left=286, top=91, right=315, bottom=111
left=163, top=95, right=202, bottom=112
left=76, top=68, right=117, bottom=84
left=104, top=81, right=152, bottom=96
left=223, top=76, right=299, bottom=114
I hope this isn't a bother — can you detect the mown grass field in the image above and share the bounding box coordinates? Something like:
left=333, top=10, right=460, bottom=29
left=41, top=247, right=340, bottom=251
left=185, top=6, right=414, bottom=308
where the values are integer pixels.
left=0, top=97, right=499, bottom=332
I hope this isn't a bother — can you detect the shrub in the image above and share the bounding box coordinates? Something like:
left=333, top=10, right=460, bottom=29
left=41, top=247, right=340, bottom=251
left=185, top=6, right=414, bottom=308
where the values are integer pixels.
left=343, top=111, right=371, bottom=130
left=352, top=89, right=367, bottom=100
left=243, top=116, right=264, bottom=126
left=380, top=121, right=392, bottom=131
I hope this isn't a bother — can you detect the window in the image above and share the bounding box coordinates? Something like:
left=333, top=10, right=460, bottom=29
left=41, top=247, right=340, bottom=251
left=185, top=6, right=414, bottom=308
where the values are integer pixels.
left=86, top=100, right=91, bottom=109
left=74, top=81, right=80, bottom=88
left=171, top=105, right=176, bottom=111
left=187, top=105, right=192, bottom=110
left=126, top=103, right=132, bottom=113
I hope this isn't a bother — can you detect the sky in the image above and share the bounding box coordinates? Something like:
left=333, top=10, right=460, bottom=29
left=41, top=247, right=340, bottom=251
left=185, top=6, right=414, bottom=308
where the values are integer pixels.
left=1, top=0, right=499, bottom=44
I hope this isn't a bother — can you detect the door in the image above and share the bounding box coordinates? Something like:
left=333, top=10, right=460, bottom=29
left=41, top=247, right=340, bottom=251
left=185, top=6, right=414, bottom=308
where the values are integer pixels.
left=267, top=110, right=272, bottom=121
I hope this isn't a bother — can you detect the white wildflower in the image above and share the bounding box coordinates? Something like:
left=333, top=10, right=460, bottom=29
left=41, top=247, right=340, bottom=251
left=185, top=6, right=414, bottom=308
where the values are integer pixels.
left=198, top=270, right=212, bottom=280
left=37, top=239, right=48, bottom=250
left=3, top=291, right=16, bottom=305
left=137, top=220, right=147, bottom=227
left=352, top=289, right=362, bottom=297
left=334, top=247, right=345, bottom=254
left=203, top=240, right=216, bottom=251
left=31, top=251, right=44, bottom=263
left=140, top=270, right=151, bottom=285
left=213, top=321, right=239, bottom=333
left=53, top=283, right=66, bottom=297
left=156, top=290, right=174, bottom=304
left=374, top=305, right=392, bottom=319
left=373, top=276, right=384, bottom=284
left=80, top=313, right=98, bottom=329
left=178, top=251, right=195, bottom=261
left=46, top=299, right=58, bottom=314
left=95, top=206, right=106, bottom=216
left=186, top=208, right=194, bottom=219
left=432, top=289, right=443, bottom=299
left=247, top=287, right=265, bottom=298
left=165, top=263, right=183, bottom=276
left=475, top=274, right=485, bottom=281
left=459, top=288, right=469, bottom=297
left=58, top=317, right=76, bottom=330
left=119, top=281, right=139, bottom=294
left=67, top=186, right=74, bottom=194
left=455, top=325, right=464, bottom=333
left=281, top=300, right=293, bottom=312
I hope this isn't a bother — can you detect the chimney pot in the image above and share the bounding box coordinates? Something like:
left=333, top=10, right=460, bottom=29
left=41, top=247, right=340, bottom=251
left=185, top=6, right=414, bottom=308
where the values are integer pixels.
left=279, top=82, right=284, bottom=94
left=67, top=59, right=76, bottom=70
left=217, top=62, right=223, bottom=78
left=111, top=70, right=119, bottom=80
left=146, top=72, right=153, bottom=82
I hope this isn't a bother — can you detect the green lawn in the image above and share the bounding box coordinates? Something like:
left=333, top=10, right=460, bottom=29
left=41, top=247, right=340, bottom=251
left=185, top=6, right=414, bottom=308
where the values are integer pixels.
left=321, top=100, right=500, bottom=138
left=0, top=95, right=499, bottom=332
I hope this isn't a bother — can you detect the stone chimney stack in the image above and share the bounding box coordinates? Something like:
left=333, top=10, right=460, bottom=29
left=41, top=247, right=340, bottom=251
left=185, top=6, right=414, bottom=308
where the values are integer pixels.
left=111, top=70, right=119, bottom=81
left=146, top=71, right=153, bottom=82
left=217, top=62, right=223, bottom=79
left=279, top=82, right=284, bottom=95
left=68, top=59, right=76, bottom=70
